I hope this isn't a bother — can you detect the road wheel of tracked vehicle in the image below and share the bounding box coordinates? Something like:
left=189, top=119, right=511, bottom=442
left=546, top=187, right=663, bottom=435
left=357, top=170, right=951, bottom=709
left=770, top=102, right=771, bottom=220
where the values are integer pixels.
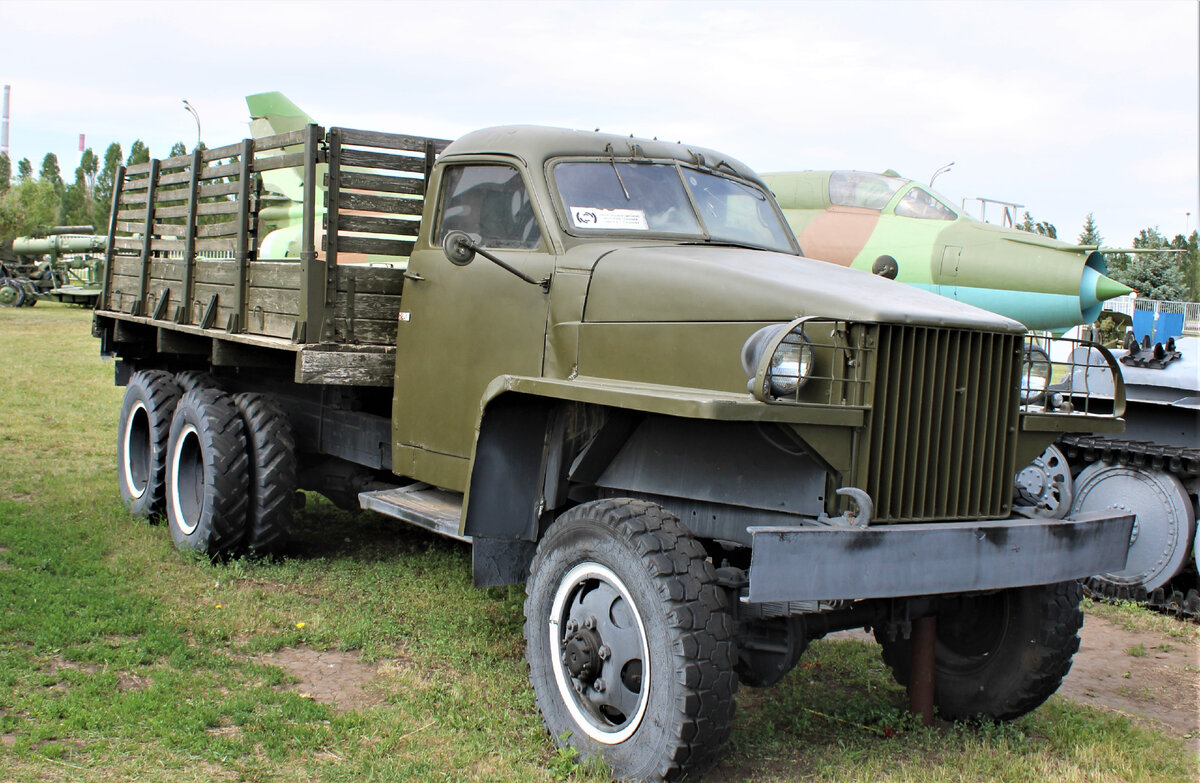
left=117, top=370, right=182, bottom=519
left=524, top=499, right=736, bottom=782
left=165, top=389, right=249, bottom=554
left=875, top=581, right=1083, bottom=722
left=232, top=393, right=297, bottom=555
left=1070, top=462, right=1196, bottom=592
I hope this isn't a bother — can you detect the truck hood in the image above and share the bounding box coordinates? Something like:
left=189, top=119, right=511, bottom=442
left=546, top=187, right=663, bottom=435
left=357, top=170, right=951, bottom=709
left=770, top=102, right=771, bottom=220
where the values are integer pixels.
left=583, top=245, right=1026, bottom=332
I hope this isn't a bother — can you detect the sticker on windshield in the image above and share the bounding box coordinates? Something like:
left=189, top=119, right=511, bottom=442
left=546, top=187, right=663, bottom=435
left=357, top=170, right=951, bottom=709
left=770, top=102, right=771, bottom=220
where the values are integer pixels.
left=569, top=207, right=648, bottom=230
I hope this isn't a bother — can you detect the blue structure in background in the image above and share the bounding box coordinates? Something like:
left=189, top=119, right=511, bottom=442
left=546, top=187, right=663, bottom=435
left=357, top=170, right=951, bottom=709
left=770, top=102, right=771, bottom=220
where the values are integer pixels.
left=1132, top=308, right=1185, bottom=343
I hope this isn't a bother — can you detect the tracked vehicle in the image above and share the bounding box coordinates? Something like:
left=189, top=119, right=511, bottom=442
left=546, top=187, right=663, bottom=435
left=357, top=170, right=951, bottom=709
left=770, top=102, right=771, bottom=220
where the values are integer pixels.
left=93, top=119, right=1133, bottom=781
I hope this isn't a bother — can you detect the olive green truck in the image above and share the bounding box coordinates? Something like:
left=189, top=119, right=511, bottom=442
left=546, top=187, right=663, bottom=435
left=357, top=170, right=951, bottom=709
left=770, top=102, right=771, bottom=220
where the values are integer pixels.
left=93, top=121, right=1133, bottom=781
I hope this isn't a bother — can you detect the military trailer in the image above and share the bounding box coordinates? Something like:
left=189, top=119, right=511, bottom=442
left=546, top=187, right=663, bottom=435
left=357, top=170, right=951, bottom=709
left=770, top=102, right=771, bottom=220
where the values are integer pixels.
left=93, top=122, right=1134, bottom=781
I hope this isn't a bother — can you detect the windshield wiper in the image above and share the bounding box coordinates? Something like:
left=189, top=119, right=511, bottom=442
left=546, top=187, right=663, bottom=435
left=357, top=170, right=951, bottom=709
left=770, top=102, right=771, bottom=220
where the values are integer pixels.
left=604, top=144, right=631, bottom=201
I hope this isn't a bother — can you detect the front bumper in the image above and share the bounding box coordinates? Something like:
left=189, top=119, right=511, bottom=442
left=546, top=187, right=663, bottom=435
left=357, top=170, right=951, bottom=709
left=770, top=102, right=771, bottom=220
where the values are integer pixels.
left=746, top=510, right=1133, bottom=603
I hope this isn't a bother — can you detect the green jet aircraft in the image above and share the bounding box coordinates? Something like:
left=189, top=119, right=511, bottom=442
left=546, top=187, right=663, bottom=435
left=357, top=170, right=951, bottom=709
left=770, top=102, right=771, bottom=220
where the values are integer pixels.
left=761, top=170, right=1132, bottom=332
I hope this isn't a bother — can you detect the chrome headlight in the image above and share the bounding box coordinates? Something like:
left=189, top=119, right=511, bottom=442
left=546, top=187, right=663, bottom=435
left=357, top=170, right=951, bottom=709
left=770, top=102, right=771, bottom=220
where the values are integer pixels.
left=1020, top=345, right=1052, bottom=404
left=741, top=321, right=815, bottom=400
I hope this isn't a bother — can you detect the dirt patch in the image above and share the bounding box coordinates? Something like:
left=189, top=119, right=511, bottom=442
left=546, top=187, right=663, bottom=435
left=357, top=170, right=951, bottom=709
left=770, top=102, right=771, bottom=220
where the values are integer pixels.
left=257, top=647, right=386, bottom=713
left=116, top=672, right=150, bottom=692
left=1059, top=614, right=1199, bottom=751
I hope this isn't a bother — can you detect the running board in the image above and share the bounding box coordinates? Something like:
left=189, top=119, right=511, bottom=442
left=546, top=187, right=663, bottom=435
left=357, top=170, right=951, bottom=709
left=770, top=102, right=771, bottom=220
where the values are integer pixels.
left=358, top=484, right=470, bottom=542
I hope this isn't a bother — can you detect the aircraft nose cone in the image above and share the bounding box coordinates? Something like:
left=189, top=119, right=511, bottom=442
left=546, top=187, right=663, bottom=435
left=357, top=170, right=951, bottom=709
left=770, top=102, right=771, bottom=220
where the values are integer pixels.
left=1094, top=273, right=1134, bottom=302
left=1079, top=267, right=1134, bottom=323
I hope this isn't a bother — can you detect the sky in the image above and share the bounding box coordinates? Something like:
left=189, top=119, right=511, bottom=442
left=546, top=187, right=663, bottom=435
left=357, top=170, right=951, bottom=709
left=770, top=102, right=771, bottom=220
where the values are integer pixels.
left=2, top=0, right=1197, bottom=246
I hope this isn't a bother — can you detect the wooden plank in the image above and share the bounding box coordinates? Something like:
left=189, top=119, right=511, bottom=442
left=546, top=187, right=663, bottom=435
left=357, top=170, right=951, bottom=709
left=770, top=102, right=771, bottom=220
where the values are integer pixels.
left=296, top=346, right=397, bottom=386
left=338, top=148, right=426, bottom=174
left=149, top=259, right=186, bottom=282
left=247, top=286, right=301, bottom=317
left=125, top=160, right=153, bottom=176
left=157, top=170, right=194, bottom=187
left=334, top=127, right=451, bottom=153
left=249, top=261, right=303, bottom=290
left=199, top=181, right=241, bottom=198
left=335, top=265, right=405, bottom=295
left=253, top=151, right=306, bottom=172
left=196, top=238, right=237, bottom=252
left=203, top=142, right=243, bottom=161
left=113, top=238, right=148, bottom=251
left=333, top=291, right=404, bottom=320
left=119, top=190, right=148, bottom=203
left=199, top=162, right=241, bottom=180
left=197, top=201, right=240, bottom=216
left=110, top=257, right=143, bottom=277
left=334, top=236, right=414, bottom=257
left=151, top=223, right=188, bottom=238
left=153, top=189, right=191, bottom=204
left=197, top=220, right=239, bottom=237
left=334, top=214, right=420, bottom=236
left=195, top=260, right=238, bottom=286
left=153, top=204, right=191, bottom=219
left=158, top=151, right=194, bottom=168
left=327, top=318, right=398, bottom=345
left=253, top=129, right=309, bottom=152
left=336, top=171, right=424, bottom=195
left=244, top=308, right=297, bottom=339
left=115, top=219, right=147, bottom=233
left=336, top=191, right=424, bottom=216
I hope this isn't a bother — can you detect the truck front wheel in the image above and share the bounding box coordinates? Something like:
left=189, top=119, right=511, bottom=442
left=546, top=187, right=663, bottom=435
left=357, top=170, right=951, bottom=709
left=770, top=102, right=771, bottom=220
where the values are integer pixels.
left=165, top=389, right=249, bottom=554
left=875, top=581, right=1083, bottom=721
left=118, top=370, right=182, bottom=519
left=524, top=499, right=736, bottom=782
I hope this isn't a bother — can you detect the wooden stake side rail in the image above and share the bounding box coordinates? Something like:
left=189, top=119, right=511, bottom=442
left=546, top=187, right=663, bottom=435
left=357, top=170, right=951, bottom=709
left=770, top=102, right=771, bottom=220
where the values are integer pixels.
left=98, top=124, right=448, bottom=374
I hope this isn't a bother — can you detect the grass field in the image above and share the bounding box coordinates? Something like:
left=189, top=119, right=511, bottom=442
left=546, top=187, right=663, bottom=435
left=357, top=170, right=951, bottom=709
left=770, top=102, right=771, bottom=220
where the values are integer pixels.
left=0, top=303, right=1195, bottom=782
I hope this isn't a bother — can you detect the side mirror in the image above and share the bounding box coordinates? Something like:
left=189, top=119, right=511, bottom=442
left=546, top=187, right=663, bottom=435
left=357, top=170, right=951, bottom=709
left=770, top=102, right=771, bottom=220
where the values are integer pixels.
left=442, top=230, right=476, bottom=266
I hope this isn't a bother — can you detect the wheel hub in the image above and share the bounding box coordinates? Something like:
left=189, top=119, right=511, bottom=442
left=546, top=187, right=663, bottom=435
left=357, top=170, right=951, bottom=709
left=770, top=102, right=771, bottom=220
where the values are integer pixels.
left=549, top=562, right=651, bottom=745
left=563, top=626, right=602, bottom=680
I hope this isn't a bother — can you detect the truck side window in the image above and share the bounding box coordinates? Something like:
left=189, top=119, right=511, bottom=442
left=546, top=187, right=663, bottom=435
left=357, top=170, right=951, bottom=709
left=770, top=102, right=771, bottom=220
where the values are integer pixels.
left=436, top=165, right=542, bottom=250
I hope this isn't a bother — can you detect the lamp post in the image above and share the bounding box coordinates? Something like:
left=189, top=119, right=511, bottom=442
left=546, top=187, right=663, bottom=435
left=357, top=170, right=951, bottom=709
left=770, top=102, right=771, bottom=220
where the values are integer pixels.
left=182, top=100, right=201, bottom=149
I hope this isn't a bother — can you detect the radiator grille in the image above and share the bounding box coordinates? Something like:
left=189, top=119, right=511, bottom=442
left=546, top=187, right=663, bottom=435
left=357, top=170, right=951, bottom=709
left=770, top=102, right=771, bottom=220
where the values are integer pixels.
left=862, top=326, right=1022, bottom=522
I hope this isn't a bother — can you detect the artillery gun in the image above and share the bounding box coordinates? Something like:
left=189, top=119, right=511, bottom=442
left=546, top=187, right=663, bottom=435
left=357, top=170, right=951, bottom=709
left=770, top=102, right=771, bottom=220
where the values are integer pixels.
left=0, top=225, right=107, bottom=307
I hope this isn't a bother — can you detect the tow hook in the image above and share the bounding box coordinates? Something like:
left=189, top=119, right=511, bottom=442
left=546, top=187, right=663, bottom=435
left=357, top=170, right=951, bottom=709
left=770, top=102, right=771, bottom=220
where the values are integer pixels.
left=817, top=487, right=874, bottom=528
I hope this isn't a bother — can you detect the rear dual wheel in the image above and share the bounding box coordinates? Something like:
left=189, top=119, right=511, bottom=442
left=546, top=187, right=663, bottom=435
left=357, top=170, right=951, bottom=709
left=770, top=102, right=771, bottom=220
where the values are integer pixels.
left=117, top=371, right=182, bottom=519
left=165, top=389, right=250, bottom=553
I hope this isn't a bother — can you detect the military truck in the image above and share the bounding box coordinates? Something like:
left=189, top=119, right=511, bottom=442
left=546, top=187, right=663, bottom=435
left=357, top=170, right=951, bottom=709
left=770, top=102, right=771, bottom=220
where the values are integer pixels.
left=92, top=122, right=1133, bottom=782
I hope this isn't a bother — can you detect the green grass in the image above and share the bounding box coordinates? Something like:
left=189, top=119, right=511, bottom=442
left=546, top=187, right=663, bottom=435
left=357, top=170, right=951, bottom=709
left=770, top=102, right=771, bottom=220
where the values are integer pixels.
left=0, top=303, right=1195, bottom=782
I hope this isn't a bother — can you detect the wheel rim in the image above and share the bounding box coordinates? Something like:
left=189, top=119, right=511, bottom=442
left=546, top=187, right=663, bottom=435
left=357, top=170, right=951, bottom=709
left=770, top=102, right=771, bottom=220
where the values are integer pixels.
left=548, top=562, right=651, bottom=744
left=934, top=592, right=1011, bottom=675
left=121, top=401, right=151, bottom=499
left=170, top=423, right=204, bottom=535
left=0, top=280, right=18, bottom=307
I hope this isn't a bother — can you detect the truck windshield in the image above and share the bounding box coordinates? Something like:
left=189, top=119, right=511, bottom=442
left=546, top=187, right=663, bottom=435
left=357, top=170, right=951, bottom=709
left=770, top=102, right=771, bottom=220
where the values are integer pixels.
left=553, top=161, right=796, bottom=253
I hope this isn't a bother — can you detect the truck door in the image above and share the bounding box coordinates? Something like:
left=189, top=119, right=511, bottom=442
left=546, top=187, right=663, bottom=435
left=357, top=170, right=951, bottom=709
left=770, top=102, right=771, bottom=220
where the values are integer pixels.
left=391, top=162, right=554, bottom=491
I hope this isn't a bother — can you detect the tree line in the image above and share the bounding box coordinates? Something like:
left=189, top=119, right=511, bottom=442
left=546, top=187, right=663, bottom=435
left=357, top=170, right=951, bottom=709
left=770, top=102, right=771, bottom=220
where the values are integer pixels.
left=1, top=143, right=1197, bottom=303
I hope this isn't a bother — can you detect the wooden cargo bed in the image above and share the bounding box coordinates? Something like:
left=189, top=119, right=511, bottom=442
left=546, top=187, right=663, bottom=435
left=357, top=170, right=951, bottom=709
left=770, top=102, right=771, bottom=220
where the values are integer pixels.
left=96, top=124, right=449, bottom=387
